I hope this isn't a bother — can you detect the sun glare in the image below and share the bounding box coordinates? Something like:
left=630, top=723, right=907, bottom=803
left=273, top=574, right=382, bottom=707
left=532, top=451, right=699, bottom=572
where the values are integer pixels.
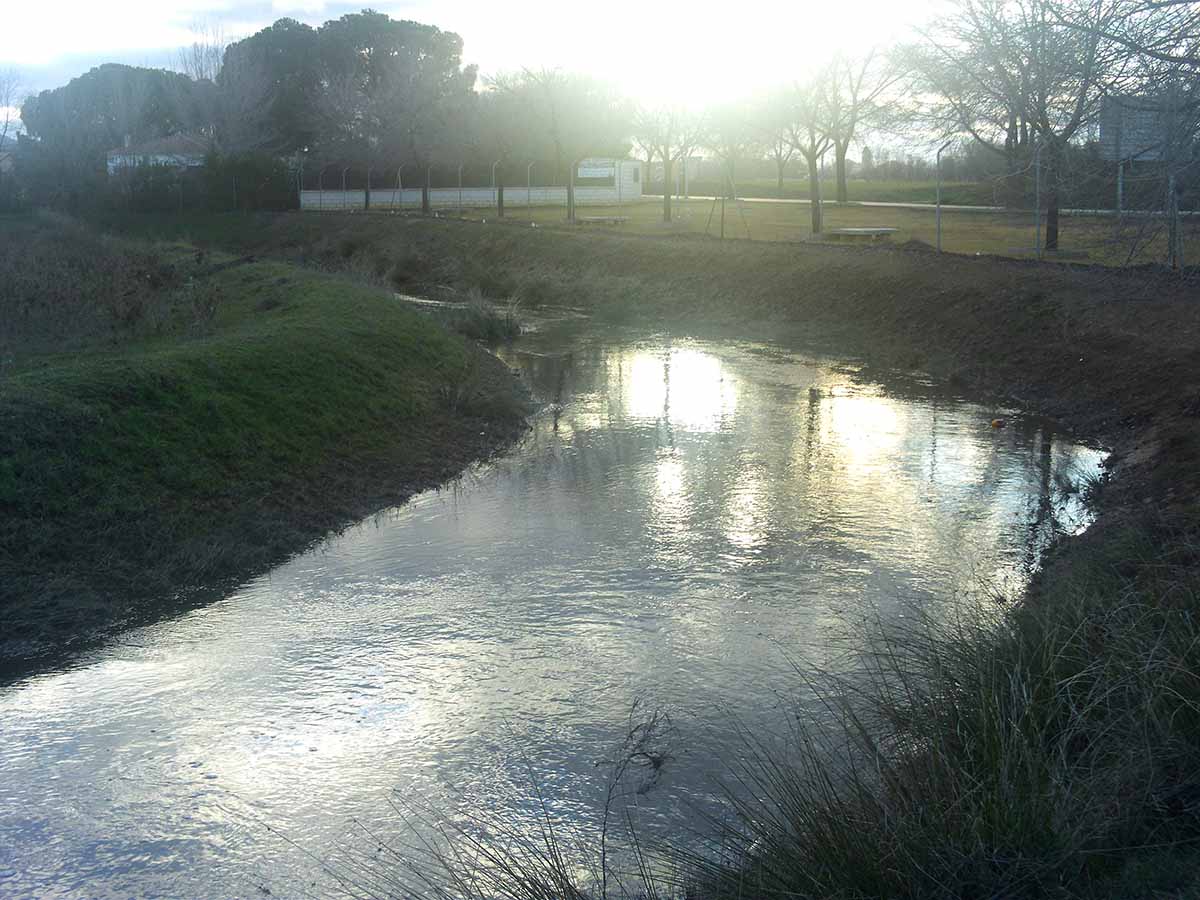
left=439, top=0, right=935, bottom=107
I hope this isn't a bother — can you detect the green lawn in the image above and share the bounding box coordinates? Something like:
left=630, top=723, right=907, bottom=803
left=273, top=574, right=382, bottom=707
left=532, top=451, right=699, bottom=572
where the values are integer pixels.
left=445, top=198, right=1196, bottom=267
left=659, top=177, right=1000, bottom=206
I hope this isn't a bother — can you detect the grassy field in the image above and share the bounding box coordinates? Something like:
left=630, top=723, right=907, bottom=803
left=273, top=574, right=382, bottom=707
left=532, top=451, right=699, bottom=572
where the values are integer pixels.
left=527, top=199, right=1198, bottom=267
left=0, top=213, right=527, bottom=669
left=87, top=211, right=1200, bottom=896
left=651, top=176, right=1000, bottom=206
left=275, top=197, right=1198, bottom=268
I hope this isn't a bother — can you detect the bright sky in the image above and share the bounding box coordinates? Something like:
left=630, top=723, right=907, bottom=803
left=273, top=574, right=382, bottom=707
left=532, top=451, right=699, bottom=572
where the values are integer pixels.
left=1, top=0, right=939, bottom=114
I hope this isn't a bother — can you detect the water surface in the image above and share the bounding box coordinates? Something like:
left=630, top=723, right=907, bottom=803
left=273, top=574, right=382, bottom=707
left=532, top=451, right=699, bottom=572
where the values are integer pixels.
left=0, top=327, right=1104, bottom=898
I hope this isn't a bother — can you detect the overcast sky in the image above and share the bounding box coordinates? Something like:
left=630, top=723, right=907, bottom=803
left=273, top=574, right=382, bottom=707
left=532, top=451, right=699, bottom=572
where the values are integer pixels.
left=2, top=0, right=938, bottom=113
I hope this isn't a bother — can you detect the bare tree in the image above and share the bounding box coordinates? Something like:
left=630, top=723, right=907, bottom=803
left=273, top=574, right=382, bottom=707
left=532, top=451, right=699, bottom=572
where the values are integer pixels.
left=0, top=68, right=22, bottom=149
left=913, top=0, right=1135, bottom=249
left=491, top=69, right=631, bottom=187
left=785, top=75, right=835, bottom=235
left=174, top=21, right=227, bottom=83
left=824, top=50, right=902, bottom=202
left=1059, top=0, right=1200, bottom=69
left=756, top=87, right=798, bottom=197
left=704, top=100, right=759, bottom=199
left=635, top=104, right=705, bottom=222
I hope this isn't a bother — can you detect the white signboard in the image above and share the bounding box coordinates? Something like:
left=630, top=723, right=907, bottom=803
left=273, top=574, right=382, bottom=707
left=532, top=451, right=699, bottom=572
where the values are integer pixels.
left=577, top=159, right=615, bottom=178
left=1099, top=95, right=1167, bottom=161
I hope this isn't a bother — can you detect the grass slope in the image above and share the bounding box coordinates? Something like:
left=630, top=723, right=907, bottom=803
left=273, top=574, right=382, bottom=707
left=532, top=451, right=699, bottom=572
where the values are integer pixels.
left=0, top=215, right=527, bottom=669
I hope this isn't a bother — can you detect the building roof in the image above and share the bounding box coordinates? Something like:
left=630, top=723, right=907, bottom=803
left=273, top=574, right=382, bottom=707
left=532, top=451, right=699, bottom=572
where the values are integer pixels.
left=107, top=133, right=209, bottom=158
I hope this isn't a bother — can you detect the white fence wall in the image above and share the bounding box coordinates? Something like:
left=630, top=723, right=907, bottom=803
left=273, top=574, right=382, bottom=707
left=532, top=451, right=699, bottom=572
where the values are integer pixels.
left=300, top=162, right=644, bottom=211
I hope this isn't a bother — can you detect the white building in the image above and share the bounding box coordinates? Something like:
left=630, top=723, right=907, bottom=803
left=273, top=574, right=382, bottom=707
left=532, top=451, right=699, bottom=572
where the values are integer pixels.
left=106, top=133, right=208, bottom=176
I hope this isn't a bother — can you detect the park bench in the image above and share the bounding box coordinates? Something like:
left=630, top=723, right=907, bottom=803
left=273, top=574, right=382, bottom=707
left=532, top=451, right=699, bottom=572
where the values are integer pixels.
left=578, top=215, right=630, bottom=226
left=824, top=227, right=898, bottom=242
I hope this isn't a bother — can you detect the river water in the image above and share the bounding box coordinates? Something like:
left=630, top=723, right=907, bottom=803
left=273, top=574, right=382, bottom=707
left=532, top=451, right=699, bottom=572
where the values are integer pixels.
left=0, top=325, right=1104, bottom=899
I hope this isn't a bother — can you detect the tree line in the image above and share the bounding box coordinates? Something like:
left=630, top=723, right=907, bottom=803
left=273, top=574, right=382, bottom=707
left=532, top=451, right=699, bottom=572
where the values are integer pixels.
left=5, top=1, right=1198, bottom=247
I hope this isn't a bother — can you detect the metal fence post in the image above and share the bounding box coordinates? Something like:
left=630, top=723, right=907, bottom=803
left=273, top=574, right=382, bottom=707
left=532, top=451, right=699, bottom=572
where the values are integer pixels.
left=936, top=139, right=952, bottom=253
left=457, top=163, right=463, bottom=211
left=1033, top=142, right=1043, bottom=260
left=568, top=159, right=577, bottom=223
left=1116, top=159, right=1124, bottom=217
left=1167, top=173, right=1180, bottom=270
left=527, top=161, right=534, bottom=209
left=492, top=160, right=504, bottom=218
left=341, top=167, right=349, bottom=211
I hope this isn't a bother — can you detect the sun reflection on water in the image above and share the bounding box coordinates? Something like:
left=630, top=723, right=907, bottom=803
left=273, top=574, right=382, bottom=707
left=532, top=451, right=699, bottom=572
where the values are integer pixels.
left=624, top=347, right=738, bottom=431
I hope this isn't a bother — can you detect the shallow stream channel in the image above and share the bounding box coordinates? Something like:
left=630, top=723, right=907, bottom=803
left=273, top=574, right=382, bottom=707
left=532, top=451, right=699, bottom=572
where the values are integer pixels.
left=0, top=317, right=1106, bottom=898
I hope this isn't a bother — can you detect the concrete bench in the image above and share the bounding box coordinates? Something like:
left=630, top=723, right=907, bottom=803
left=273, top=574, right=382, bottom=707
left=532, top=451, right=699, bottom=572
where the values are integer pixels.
left=577, top=216, right=630, bottom=225
left=824, top=227, right=898, bottom=242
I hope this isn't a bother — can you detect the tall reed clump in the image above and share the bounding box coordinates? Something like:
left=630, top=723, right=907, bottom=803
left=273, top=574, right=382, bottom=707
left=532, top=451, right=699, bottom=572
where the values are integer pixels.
left=323, top=703, right=676, bottom=900
left=681, top=515, right=1200, bottom=899
left=442, top=288, right=522, bottom=344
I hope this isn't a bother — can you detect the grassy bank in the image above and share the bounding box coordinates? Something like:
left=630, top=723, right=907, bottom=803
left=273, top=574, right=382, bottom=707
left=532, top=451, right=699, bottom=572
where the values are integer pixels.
left=96, top=212, right=1200, bottom=896
left=0, top=214, right=527, bottom=670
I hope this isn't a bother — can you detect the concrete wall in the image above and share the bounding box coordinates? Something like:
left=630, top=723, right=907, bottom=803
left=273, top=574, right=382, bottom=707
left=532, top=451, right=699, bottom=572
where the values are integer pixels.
left=301, top=160, right=644, bottom=211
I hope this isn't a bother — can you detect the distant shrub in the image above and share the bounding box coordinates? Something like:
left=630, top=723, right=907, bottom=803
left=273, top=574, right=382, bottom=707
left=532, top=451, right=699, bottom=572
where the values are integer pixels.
left=386, top=248, right=430, bottom=290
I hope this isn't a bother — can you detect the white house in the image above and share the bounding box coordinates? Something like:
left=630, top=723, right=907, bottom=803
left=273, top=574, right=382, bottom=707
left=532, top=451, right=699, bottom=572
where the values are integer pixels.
left=106, top=133, right=208, bottom=176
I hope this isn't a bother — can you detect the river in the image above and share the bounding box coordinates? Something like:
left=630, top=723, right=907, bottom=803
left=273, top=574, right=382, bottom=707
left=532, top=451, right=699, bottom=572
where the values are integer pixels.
left=0, top=324, right=1105, bottom=899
